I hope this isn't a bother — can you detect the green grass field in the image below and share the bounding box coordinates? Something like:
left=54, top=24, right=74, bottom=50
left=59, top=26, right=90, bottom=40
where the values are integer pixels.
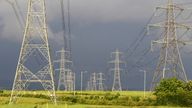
left=1, top=91, right=152, bottom=97
left=0, top=91, right=184, bottom=108
left=0, top=104, right=184, bottom=108
left=0, top=104, right=186, bottom=108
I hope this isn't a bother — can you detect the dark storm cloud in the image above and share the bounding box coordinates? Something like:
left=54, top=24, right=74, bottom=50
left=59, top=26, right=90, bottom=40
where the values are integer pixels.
left=0, top=0, right=192, bottom=90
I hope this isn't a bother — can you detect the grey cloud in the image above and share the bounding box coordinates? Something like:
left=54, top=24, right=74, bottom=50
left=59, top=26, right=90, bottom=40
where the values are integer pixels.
left=0, top=17, right=5, bottom=36
left=0, top=0, right=191, bottom=41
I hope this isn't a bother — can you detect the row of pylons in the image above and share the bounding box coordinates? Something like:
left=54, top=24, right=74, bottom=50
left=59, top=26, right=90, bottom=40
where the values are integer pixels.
left=8, top=0, right=190, bottom=104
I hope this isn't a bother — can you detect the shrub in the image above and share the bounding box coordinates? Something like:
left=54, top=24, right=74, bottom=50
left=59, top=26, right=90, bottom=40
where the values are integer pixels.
left=154, top=78, right=192, bottom=106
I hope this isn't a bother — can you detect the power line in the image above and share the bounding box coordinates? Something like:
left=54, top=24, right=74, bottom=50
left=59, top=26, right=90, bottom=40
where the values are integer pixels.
left=125, top=10, right=157, bottom=59
left=128, top=47, right=151, bottom=73
left=59, top=0, right=67, bottom=49
left=6, top=0, right=24, bottom=29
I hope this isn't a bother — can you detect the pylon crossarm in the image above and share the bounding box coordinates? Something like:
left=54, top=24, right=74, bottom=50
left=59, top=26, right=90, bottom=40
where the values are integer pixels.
left=156, top=6, right=167, bottom=10
left=173, top=5, right=184, bottom=11
left=55, top=68, right=71, bottom=71
left=156, top=5, right=184, bottom=11
left=148, top=22, right=166, bottom=29
left=175, top=23, right=192, bottom=30
left=178, top=40, right=192, bottom=45
left=56, top=50, right=70, bottom=54
left=149, top=22, right=192, bottom=30
left=109, top=68, right=123, bottom=72
left=151, top=39, right=165, bottom=52
left=54, top=59, right=72, bottom=63
left=152, top=39, right=165, bottom=44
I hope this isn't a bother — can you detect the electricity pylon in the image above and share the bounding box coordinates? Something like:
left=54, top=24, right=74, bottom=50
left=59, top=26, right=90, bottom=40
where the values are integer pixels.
left=97, top=73, right=104, bottom=91
left=55, top=48, right=72, bottom=91
left=65, top=71, right=75, bottom=91
left=9, top=0, right=56, bottom=104
left=148, top=0, right=191, bottom=90
left=109, top=49, right=124, bottom=91
left=71, top=72, right=75, bottom=91
left=86, top=81, right=91, bottom=91
left=55, top=49, right=74, bottom=91
left=73, top=72, right=76, bottom=91
left=86, top=73, right=96, bottom=91
left=91, top=72, right=97, bottom=91
left=59, top=0, right=74, bottom=91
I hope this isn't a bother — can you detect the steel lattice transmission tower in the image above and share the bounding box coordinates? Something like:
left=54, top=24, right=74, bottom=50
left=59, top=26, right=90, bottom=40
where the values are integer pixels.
left=91, top=72, right=97, bottom=91
left=58, top=0, right=75, bottom=92
left=109, top=49, right=124, bottom=91
left=10, top=0, right=56, bottom=104
left=86, top=81, right=91, bottom=91
left=149, top=0, right=190, bottom=90
left=55, top=48, right=72, bottom=91
left=97, top=73, right=104, bottom=91
left=86, top=73, right=97, bottom=91
left=65, top=71, right=75, bottom=91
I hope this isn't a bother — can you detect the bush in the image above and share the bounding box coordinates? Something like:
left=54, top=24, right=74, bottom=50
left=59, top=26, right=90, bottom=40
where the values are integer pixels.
left=154, top=78, right=192, bottom=106
left=0, top=90, right=4, bottom=93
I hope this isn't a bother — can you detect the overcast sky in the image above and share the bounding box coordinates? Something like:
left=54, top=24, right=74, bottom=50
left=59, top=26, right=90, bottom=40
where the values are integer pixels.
left=0, top=0, right=192, bottom=90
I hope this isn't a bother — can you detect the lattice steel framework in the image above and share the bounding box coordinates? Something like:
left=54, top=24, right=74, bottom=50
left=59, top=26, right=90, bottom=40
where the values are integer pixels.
left=55, top=48, right=72, bottom=91
left=109, top=49, right=124, bottom=91
left=58, top=0, right=74, bottom=92
left=86, top=81, right=91, bottom=91
left=65, top=71, right=75, bottom=91
left=9, top=0, right=56, bottom=104
left=91, top=72, right=97, bottom=91
left=97, top=73, right=104, bottom=91
left=149, top=0, right=190, bottom=90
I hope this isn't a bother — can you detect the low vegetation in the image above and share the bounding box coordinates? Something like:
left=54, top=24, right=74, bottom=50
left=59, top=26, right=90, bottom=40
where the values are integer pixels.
left=154, top=78, right=192, bottom=106
left=0, top=79, right=192, bottom=107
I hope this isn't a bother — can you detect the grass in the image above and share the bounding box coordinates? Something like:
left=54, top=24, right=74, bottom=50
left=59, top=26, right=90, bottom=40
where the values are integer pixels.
left=0, top=90, right=153, bottom=98
left=0, top=97, right=50, bottom=104
left=57, top=91, right=152, bottom=97
left=0, top=91, right=184, bottom=108
left=0, top=104, right=185, bottom=108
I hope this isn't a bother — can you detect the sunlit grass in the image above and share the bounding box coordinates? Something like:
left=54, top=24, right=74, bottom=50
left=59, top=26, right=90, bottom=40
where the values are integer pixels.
left=0, top=104, right=185, bottom=108
left=0, top=91, right=184, bottom=108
